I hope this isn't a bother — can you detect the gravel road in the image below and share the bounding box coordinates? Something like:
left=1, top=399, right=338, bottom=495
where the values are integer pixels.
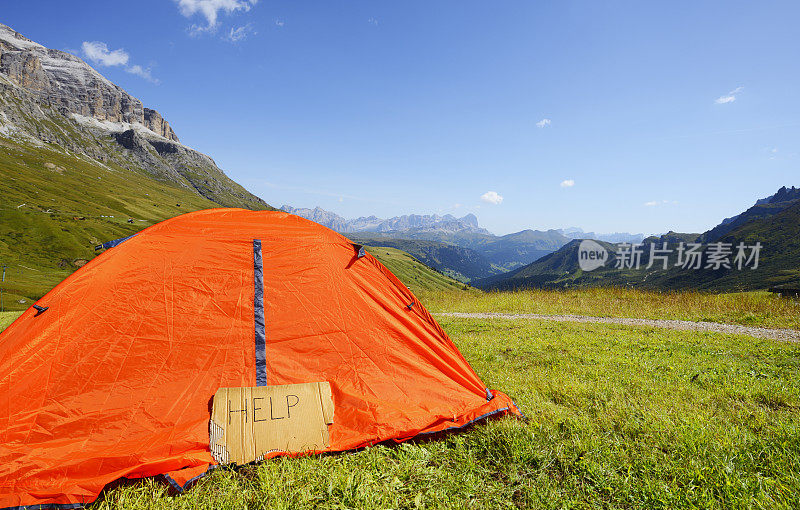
left=436, top=312, right=800, bottom=342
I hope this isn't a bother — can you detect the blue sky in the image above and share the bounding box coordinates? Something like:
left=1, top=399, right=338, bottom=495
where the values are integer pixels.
left=4, top=1, right=799, bottom=235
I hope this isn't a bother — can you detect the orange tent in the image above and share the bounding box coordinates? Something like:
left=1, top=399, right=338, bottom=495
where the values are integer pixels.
left=0, top=209, right=521, bottom=509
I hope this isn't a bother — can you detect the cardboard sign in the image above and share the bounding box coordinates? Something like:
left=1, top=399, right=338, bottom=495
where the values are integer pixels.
left=209, top=382, right=334, bottom=465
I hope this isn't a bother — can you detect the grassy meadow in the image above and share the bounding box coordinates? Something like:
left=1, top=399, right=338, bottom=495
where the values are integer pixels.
left=0, top=135, right=268, bottom=310
left=0, top=311, right=22, bottom=331
left=3, top=279, right=799, bottom=508
left=87, top=314, right=800, bottom=509
left=419, top=287, right=800, bottom=330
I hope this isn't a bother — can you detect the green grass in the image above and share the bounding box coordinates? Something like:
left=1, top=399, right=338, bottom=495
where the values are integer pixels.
left=87, top=317, right=800, bottom=509
left=4, top=284, right=799, bottom=508
left=348, top=235, right=496, bottom=281
left=419, top=286, right=800, bottom=330
left=366, top=246, right=469, bottom=293
left=0, top=311, right=22, bottom=331
left=0, top=137, right=255, bottom=310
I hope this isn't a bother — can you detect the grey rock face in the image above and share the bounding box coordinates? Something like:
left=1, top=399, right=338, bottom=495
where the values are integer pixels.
left=280, top=205, right=490, bottom=235
left=0, top=23, right=178, bottom=141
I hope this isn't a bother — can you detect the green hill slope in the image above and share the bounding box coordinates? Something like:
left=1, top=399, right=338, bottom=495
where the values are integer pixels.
left=364, top=246, right=468, bottom=293
left=0, top=24, right=275, bottom=310
left=471, top=229, right=569, bottom=271
left=701, top=186, right=800, bottom=243
left=347, top=235, right=494, bottom=281
left=0, top=137, right=272, bottom=310
left=392, top=228, right=569, bottom=272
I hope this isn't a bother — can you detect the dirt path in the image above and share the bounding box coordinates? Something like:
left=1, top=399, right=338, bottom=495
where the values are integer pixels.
left=436, top=312, right=800, bottom=342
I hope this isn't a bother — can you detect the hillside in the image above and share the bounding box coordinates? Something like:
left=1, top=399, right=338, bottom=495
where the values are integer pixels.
left=351, top=228, right=569, bottom=271
left=479, top=187, right=800, bottom=292
left=702, top=199, right=800, bottom=289
left=0, top=138, right=232, bottom=309
left=473, top=239, right=616, bottom=290
left=282, top=204, right=570, bottom=275
left=700, top=186, right=800, bottom=242
left=462, top=229, right=568, bottom=271
left=0, top=23, right=273, bottom=309
left=347, top=235, right=494, bottom=281
left=364, top=246, right=469, bottom=293
left=347, top=228, right=569, bottom=278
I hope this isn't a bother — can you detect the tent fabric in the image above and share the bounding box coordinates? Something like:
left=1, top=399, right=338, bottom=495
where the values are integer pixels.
left=0, top=209, right=520, bottom=509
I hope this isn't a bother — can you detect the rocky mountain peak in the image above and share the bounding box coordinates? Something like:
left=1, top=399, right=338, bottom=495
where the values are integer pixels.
left=765, top=186, right=800, bottom=204
left=281, top=205, right=491, bottom=235
left=0, top=23, right=178, bottom=141
left=460, top=213, right=479, bottom=228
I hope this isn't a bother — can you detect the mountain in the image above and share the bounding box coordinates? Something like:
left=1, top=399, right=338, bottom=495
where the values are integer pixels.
left=348, top=229, right=568, bottom=271
left=0, top=23, right=272, bottom=309
left=557, top=227, right=645, bottom=244
left=709, top=199, right=800, bottom=290
left=363, top=246, right=469, bottom=293
left=473, top=239, right=614, bottom=290
left=280, top=205, right=489, bottom=235
left=700, top=186, right=800, bottom=243
left=478, top=186, right=800, bottom=292
left=346, top=235, right=495, bottom=281
left=458, top=229, right=570, bottom=270
left=0, top=23, right=269, bottom=210
left=282, top=205, right=572, bottom=275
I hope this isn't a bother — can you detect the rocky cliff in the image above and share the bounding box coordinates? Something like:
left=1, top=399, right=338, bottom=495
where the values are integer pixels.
left=0, top=23, right=270, bottom=210
left=0, top=24, right=178, bottom=141
left=280, top=205, right=489, bottom=235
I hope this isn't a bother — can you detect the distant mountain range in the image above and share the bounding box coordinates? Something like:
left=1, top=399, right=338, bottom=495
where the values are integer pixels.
left=282, top=204, right=652, bottom=280
left=477, top=186, right=800, bottom=292
left=557, top=228, right=645, bottom=244
left=280, top=206, right=490, bottom=235
left=282, top=205, right=576, bottom=278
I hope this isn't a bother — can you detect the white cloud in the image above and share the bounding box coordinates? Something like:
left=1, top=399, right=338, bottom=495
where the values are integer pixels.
left=227, top=23, right=255, bottom=42
left=560, top=179, right=575, bottom=188
left=176, top=0, right=258, bottom=31
left=126, top=65, right=159, bottom=84
left=274, top=18, right=285, bottom=27
left=82, top=41, right=158, bottom=83
left=536, top=118, right=551, bottom=128
left=368, top=17, right=379, bottom=26
left=82, top=41, right=129, bottom=67
left=644, top=201, right=659, bottom=207
left=644, top=200, right=677, bottom=207
left=480, top=191, right=503, bottom=205
left=715, top=86, right=743, bottom=104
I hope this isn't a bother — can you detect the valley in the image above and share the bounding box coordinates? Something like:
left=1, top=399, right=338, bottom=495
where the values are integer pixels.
left=479, top=187, right=800, bottom=292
